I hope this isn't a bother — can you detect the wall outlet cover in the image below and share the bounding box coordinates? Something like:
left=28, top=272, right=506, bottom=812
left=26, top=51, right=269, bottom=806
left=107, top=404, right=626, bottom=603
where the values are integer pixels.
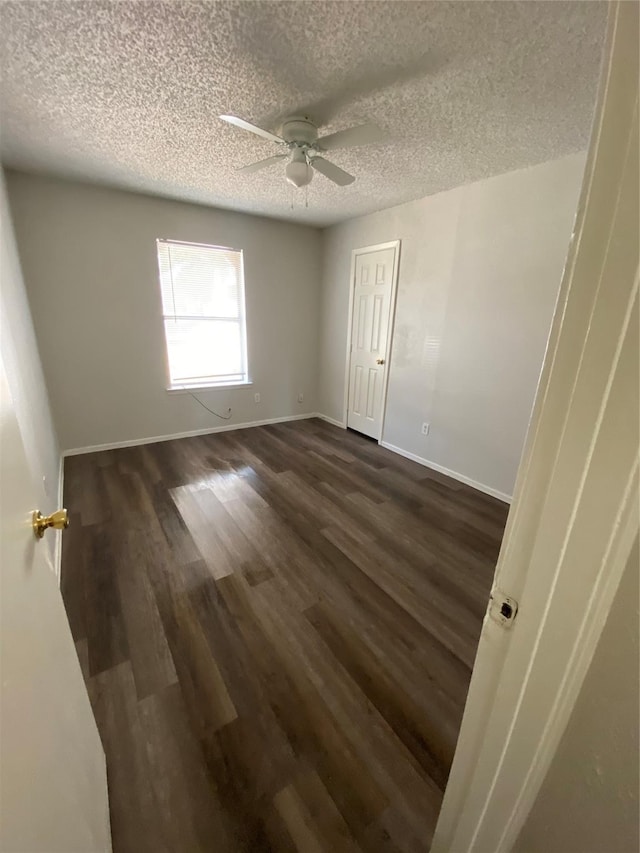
left=297, top=393, right=304, bottom=403
left=421, top=422, right=430, bottom=435
left=254, top=393, right=261, bottom=403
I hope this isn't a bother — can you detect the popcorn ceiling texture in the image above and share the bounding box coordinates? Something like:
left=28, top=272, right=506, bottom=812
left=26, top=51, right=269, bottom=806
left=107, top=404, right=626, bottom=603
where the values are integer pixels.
left=0, top=0, right=607, bottom=226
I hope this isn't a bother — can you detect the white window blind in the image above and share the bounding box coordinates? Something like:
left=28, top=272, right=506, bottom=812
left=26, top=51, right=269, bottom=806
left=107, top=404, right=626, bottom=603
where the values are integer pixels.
left=156, top=239, right=248, bottom=388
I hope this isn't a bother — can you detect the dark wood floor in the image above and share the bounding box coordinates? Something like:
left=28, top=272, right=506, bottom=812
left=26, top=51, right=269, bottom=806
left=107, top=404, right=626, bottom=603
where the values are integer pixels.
left=61, top=418, right=508, bottom=853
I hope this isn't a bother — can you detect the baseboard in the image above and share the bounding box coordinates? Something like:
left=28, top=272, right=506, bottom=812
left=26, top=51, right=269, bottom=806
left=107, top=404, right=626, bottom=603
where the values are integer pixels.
left=103, top=755, right=113, bottom=853
left=63, top=413, right=318, bottom=457
left=60, top=418, right=510, bottom=503
left=315, top=413, right=347, bottom=429
left=379, top=440, right=512, bottom=504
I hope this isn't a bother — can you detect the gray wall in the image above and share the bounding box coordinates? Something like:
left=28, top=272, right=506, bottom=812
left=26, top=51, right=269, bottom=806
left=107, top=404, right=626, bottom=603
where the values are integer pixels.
left=319, top=153, right=586, bottom=499
left=6, top=172, right=323, bottom=451
left=515, top=537, right=639, bottom=853
left=0, top=170, right=60, bottom=563
left=7, top=153, right=585, bottom=501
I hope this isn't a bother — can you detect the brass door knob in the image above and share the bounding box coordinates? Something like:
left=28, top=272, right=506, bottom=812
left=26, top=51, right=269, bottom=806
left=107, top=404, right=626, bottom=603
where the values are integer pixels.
left=376, top=358, right=385, bottom=365
left=32, top=508, right=69, bottom=539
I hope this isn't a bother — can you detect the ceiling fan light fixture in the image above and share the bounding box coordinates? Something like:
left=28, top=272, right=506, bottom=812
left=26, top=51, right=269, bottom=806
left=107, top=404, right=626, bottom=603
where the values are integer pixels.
left=285, top=148, right=313, bottom=188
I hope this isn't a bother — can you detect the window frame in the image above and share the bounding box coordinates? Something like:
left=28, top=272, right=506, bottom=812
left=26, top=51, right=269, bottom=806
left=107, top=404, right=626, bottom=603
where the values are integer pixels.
left=155, top=238, right=250, bottom=392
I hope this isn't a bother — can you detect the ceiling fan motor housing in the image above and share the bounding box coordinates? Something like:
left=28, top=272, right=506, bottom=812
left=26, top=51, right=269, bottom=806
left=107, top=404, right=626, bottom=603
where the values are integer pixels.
left=280, top=116, right=318, bottom=146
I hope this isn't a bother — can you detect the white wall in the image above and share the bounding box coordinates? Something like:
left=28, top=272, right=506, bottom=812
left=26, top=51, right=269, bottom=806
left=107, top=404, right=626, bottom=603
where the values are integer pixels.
left=319, top=153, right=586, bottom=500
left=5, top=172, right=322, bottom=452
left=514, top=537, right=639, bottom=853
left=0, top=170, right=60, bottom=563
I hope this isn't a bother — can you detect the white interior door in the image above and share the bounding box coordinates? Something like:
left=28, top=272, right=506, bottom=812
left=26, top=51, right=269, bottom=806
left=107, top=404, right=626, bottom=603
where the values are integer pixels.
left=0, top=356, right=111, bottom=852
left=347, top=244, right=398, bottom=439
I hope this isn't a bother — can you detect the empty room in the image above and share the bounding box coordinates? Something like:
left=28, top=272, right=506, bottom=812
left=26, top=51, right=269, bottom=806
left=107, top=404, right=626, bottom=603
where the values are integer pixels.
left=1, top=2, right=638, bottom=853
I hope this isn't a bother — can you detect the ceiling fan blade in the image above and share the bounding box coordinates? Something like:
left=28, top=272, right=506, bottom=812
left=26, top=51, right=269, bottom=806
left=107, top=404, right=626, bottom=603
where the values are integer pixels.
left=316, top=123, right=388, bottom=151
left=219, top=115, right=285, bottom=145
left=310, top=156, right=355, bottom=186
left=239, top=154, right=288, bottom=174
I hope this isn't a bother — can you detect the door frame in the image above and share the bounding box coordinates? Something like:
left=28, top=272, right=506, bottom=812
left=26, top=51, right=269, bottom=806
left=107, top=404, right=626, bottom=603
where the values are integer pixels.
left=431, top=3, right=638, bottom=849
left=342, top=239, right=401, bottom=441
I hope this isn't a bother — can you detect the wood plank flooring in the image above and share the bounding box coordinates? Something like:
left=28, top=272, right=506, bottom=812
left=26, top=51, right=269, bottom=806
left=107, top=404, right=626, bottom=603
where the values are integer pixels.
left=60, top=418, right=509, bottom=853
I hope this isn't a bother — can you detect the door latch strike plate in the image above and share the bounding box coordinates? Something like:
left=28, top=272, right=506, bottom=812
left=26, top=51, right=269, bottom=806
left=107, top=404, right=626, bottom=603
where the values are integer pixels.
left=488, top=589, right=518, bottom=628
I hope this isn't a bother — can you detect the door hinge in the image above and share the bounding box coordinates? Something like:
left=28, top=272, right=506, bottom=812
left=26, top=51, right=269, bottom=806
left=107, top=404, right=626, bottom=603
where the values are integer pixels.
left=488, top=588, right=519, bottom=629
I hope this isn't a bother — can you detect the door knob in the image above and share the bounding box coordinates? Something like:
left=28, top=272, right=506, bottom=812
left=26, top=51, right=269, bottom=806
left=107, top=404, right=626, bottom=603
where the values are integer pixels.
left=32, top=508, right=69, bottom=540
left=376, top=358, right=385, bottom=365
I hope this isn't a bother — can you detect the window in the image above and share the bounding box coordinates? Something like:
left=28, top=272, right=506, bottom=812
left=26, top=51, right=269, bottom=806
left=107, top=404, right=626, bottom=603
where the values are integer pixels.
left=156, top=239, right=248, bottom=389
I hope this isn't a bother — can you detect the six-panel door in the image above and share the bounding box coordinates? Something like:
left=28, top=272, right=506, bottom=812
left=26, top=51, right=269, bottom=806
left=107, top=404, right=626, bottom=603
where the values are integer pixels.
left=347, top=246, right=396, bottom=439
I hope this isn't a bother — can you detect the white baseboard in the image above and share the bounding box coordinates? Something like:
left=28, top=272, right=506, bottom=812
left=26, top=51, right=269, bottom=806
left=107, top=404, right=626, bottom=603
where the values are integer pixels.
left=315, top=413, right=347, bottom=428
left=103, top=758, right=113, bottom=853
left=379, top=441, right=512, bottom=504
left=62, top=413, right=318, bottom=457
left=60, top=416, right=510, bottom=504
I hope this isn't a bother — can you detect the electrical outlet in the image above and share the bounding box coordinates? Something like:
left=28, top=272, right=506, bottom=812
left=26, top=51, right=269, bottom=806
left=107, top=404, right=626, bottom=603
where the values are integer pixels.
left=421, top=422, right=430, bottom=436
left=254, top=393, right=261, bottom=403
left=297, top=392, right=304, bottom=403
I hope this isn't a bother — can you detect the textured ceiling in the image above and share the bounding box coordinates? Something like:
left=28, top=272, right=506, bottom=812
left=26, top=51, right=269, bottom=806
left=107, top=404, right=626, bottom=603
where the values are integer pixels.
left=0, top=1, right=607, bottom=226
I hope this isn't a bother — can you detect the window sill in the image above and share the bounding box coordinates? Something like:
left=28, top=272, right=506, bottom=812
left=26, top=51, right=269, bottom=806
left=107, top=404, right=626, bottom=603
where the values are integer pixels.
left=166, top=381, right=253, bottom=394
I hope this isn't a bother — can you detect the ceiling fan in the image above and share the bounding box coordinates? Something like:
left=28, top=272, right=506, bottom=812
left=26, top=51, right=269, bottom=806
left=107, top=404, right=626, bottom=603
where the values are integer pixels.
left=219, top=114, right=388, bottom=188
